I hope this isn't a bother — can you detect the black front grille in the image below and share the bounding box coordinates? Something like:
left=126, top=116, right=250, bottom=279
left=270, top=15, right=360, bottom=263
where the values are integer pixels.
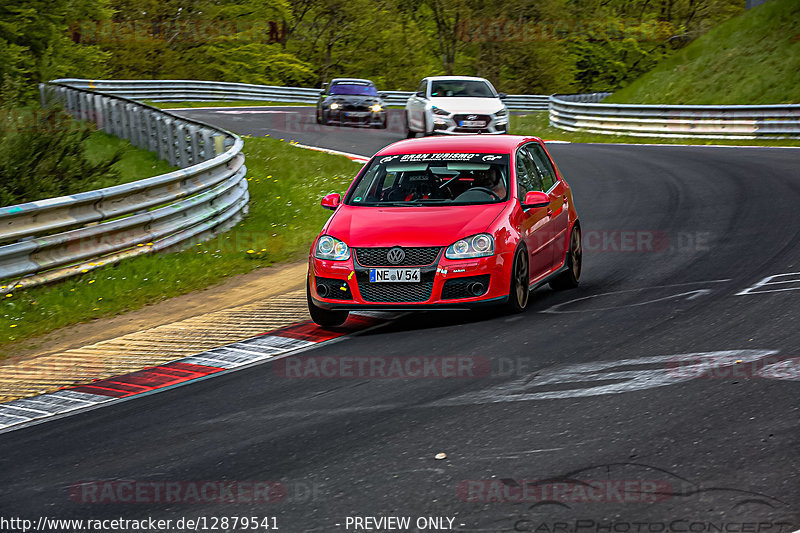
left=358, top=282, right=434, bottom=302
left=342, top=103, right=369, bottom=111
left=355, top=247, right=441, bottom=267
left=315, top=277, right=353, bottom=300
left=441, top=275, right=490, bottom=300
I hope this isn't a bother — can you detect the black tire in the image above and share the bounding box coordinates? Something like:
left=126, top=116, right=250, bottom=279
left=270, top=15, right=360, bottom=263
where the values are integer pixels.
left=320, top=110, right=329, bottom=126
left=307, top=280, right=349, bottom=328
left=549, top=223, right=582, bottom=290
left=315, top=109, right=322, bottom=124
left=405, top=111, right=416, bottom=138
left=505, top=246, right=530, bottom=313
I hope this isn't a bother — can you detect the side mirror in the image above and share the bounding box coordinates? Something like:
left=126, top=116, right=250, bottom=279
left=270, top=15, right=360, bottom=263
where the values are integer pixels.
left=415, top=91, right=426, bottom=98
left=498, top=92, right=507, bottom=99
left=319, top=90, right=326, bottom=96
left=521, top=191, right=549, bottom=209
left=379, top=92, right=387, bottom=98
left=321, top=193, right=341, bottom=210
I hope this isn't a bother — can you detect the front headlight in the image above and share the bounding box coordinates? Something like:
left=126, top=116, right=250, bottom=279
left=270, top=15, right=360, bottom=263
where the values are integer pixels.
left=432, top=106, right=450, bottom=116
left=370, top=104, right=383, bottom=112
left=315, top=235, right=350, bottom=261
left=329, top=102, right=340, bottom=110
left=445, top=233, right=495, bottom=259
left=495, top=108, right=508, bottom=117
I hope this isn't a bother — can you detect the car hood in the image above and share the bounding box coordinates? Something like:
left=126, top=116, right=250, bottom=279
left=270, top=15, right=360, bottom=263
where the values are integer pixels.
left=325, top=203, right=507, bottom=247
left=428, top=97, right=505, bottom=115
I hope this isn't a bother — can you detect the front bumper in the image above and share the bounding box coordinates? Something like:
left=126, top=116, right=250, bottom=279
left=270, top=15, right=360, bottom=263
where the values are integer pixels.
left=431, top=113, right=508, bottom=135
left=326, top=109, right=386, bottom=126
left=309, top=251, right=513, bottom=311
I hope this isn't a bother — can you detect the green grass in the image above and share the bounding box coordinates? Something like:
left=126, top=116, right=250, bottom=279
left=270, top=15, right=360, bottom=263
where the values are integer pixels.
left=0, top=137, right=360, bottom=356
left=146, top=100, right=313, bottom=109
left=509, top=112, right=800, bottom=147
left=84, top=129, right=177, bottom=186
left=607, top=0, right=800, bottom=105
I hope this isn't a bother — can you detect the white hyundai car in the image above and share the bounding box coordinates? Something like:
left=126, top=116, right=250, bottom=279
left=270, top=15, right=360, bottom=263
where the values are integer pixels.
left=404, top=76, right=509, bottom=136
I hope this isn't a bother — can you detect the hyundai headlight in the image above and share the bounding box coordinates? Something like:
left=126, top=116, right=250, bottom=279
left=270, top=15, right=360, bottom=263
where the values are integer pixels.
left=315, top=235, right=350, bottom=261
left=432, top=106, right=450, bottom=116
left=495, top=108, right=508, bottom=117
left=445, top=233, right=495, bottom=259
left=330, top=102, right=340, bottom=110
left=370, top=104, right=383, bottom=112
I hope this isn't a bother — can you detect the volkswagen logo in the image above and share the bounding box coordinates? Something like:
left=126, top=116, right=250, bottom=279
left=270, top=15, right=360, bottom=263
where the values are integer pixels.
left=386, top=247, right=405, bottom=265
left=467, top=115, right=478, bottom=120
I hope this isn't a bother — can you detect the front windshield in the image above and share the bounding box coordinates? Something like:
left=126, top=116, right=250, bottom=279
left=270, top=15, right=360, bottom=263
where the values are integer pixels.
left=329, top=83, right=378, bottom=96
left=430, top=80, right=496, bottom=98
left=346, top=153, right=510, bottom=206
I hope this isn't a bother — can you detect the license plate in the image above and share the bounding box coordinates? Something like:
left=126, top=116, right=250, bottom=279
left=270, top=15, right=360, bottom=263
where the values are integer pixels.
left=345, top=111, right=369, bottom=117
left=459, top=120, right=486, bottom=127
left=369, top=269, right=420, bottom=283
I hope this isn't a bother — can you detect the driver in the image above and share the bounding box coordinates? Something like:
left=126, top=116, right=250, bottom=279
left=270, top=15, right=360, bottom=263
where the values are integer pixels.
left=473, top=167, right=506, bottom=198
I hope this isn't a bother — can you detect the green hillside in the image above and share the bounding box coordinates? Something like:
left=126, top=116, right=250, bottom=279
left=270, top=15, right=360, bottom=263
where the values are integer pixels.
left=607, top=0, right=800, bottom=105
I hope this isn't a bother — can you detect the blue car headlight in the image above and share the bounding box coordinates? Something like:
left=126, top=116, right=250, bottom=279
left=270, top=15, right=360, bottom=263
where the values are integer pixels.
left=315, top=235, right=350, bottom=261
left=445, top=233, right=494, bottom=259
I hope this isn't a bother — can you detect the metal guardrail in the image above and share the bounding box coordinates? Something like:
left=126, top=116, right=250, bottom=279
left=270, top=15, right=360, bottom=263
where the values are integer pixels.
left=549, top=93, right=800, bottom=139
left=0, top=83, right=248, bottom=291
left=53, top=79, right=550, bottom=111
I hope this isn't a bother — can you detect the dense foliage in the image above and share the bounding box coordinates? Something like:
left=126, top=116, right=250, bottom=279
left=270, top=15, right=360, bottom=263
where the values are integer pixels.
left=0, top=0, right=745, bottom=103
left=0, top=108, right=121, bottom=206
left=607, top=0, right=800, bottom=104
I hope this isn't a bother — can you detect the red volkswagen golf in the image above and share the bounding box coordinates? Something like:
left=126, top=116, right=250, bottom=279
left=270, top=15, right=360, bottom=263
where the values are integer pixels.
left=307, top=135, right=582, bottom=327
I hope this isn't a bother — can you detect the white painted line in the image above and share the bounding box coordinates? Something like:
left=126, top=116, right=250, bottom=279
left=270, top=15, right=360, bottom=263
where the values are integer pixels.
left=736, top=272, right=800, bottom=295
left=0, top=404, right=50, bottom=416
left=540, top=280, right=730, bottom=314
left=292, top=143, right=370, bottom=163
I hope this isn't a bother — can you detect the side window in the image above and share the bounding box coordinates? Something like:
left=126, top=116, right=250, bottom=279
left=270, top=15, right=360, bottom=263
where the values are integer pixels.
left=416, top=80, right=427, bottom=97
left=515, top=148, right=537, bottom=197
left=519, top=148, right=544, bottom=192
left=528, top=144, right=557, bottom=191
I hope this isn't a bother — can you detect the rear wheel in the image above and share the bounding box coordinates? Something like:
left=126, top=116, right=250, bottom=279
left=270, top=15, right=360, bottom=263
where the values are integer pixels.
left=307, top=280, right=349, bottom=328
left=549, top=224, right=582, bottom=290
left=505, top=247, right=530, bottom=313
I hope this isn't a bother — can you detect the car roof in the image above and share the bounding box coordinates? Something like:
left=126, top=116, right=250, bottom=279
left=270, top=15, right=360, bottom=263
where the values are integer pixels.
left=374, top=135, right=544, bottom=156
left=425, top=76, right=491, bottom=82
left=330, top=78, right=374, bottom=85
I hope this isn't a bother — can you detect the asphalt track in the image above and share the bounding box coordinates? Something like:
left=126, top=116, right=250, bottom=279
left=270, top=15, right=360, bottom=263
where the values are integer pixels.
left=1, top=106, right=799, bottom=531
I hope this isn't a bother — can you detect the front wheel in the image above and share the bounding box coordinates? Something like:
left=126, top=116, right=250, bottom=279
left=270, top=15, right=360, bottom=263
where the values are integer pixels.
left=505, top=247, right=530, bottom=313
left=549, top=224, right=582, bottom=290
left=307, top=280, right=349, bottom=328
left=405, top=111, right=416, bottom=138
